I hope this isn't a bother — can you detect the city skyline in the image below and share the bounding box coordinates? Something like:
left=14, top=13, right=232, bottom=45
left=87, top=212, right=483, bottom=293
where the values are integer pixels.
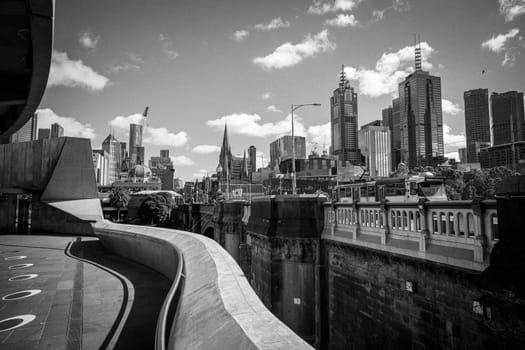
left=37, top=0, right=525, bottom=180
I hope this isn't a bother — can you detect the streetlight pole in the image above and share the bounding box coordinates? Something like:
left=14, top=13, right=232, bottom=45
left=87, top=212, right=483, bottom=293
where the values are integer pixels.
left=291, top=103, right=321, bottom=195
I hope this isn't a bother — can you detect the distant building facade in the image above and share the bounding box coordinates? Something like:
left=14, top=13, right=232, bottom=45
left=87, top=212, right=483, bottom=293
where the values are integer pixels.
left=359, top=120, right=391, bottom=177
left=269, top=135, right=306, bottom=170
left=464, top=89, right=491, bottom=163
left=458, top=147, right=468, bottom=163
left=50, top=123, right=64, bottom=138
left=479, top=141, right=525, bottom=174
left=129, top=123, right=143, bottom=167
left=149, top=150, right=175, bottom=190
left=248, top=145, right=257, bottom=174
left=382, top=98, right=401, bottom=170
left=331, top=67, right=360, bottom=164
left=92, top=149, right=109, bottom=186
left=491, top=91, right=525, bottom=146
left=10, top=113, right=37, bottom=143
left=37, top=128, right=50, bottom=140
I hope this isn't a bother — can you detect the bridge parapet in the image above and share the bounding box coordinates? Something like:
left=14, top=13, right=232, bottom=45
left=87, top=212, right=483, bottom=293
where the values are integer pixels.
left=323, top=199, right=498, bottom=271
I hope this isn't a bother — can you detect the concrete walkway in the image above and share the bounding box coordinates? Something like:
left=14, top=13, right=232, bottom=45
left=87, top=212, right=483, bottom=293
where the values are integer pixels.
left=0, top=235, right=170, bottom=350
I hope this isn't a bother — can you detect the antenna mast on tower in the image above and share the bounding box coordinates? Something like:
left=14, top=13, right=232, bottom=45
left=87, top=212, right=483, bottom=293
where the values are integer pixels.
left=414, top=34, right=422, bottom=71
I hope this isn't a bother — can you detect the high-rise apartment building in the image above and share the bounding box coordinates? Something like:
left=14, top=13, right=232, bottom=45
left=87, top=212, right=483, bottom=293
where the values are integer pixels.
left=464, top=89, right=491, bottom=163
left=120, top=142, right=128, bottom=171
left=248, top=145, right=257, bottom=174
left=269, top=135, right=306, bottom=170
left=50, top=123, right=64, bottom=138
left=399, top=44, right=444, bottom=168
left=37, top=128, right=50, bottom=140
left=102, top=134, right=122, bottom=185
left=382, top=98, right=401, bottom=170
left=129, top=123, right=143, bottom=166
left=10, top=113, right=37, bottom=143
left=359, top=120, right=391, bottom=177
left=491, top=91, right=525, bottom=146
left=331, top=66, right=361, bottom=164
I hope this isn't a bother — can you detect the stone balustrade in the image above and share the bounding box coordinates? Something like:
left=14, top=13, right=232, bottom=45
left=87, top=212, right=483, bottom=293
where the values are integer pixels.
left=323, top=199, right=497, bottom=271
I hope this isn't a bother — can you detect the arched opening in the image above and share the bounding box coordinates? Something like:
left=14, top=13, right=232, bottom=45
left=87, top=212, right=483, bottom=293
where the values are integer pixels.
left=203, top=227, right=215, bottom=240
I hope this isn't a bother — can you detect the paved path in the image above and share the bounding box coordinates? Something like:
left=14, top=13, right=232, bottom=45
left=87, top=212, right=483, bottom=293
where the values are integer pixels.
left=0, top=235, right=170, bottom=350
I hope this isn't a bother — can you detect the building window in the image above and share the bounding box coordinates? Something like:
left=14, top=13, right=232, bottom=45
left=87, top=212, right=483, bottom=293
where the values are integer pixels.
left=457, top=213, right=465, bottom=236
left=397, top=211, right=402, bottom=229
left=440, top=212, right=447, bottom=234
left=409, top=212, right=414, bottom=231
left=379, top=211, right=384, bottom=227
left=391, top=211, right=396, bottom=229
left=491, top=214, right=499, bottom=241
left=416, top=212, right=421, bottom=232
left=403, top=211, right=408, bottom=230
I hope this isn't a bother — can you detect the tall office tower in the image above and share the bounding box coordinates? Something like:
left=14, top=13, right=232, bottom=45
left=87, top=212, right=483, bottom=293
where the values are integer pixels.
left=399, top=42, right=444, bottom=168
left=160, top=149, right=169, bottom=158
left=92, top=149, right=109, bottom=186
left=102, top=134, right=122, bottom=185
left=248, top=145, right=257, bottom=174
left=331, top=66, right=361, bottom=164
left=491, top=91, right=525, bottom=146
left=458, top=148, right=467, bottom=163
left=359, top=120, right=391, bottom=177
left=50, top=123, right=64, bottom=138
left=269, top=135, right=306, bottom=170
left=37, top=128, right=50, bottom=140
left=464, top=89, right=491, bottom=163
left=10, top=113, right=37, bottom=143
left=382, top=98, right=401, bottom=170
left=129, top=123, right=143, bottom=166
left=119, top=142, right=128, bottom=170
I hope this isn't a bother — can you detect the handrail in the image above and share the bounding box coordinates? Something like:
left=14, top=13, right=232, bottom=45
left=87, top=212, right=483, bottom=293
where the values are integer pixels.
left=155, top=245, right=185, bottom=350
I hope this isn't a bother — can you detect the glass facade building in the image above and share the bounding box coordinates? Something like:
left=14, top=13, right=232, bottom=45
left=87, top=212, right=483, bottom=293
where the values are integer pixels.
left=491, top=91, right=525, bottom=146
left=102, top=134, right=122, bottom=185
left=464, top=89, right=491, bottom=163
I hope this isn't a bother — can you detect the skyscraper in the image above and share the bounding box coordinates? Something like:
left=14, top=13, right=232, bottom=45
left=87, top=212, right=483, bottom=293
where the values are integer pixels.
left=359, top=121, right=391, bottom=177
left=102, top=134, right=122, bottom=185
left=382, top=98, right=401, bottom=170
left=10, top=113, right=37, bottom=143
left=331, top=66, right=360, bottom=164
left=464, top=89, right=491, bottom=163
left=129, top=123, right=143, bottom=167
left=399, top=43, right=444, bottom=168
left=491, top=91, right=525, bottom=146
left=50, top=123, right=64, bottom=138
left=248, top=145, right=257, bottom=175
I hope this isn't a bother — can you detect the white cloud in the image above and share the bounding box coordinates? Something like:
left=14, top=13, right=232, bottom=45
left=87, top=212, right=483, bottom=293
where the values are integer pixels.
left=36, top=108, right=96, bottom=139
left=79, top=31, right=99, bottom=49
left=207, top=113, right=306, bottom=138
left=233, top=30, right=249, bottom=42
left=445, top=151, right=459, bottom=161
left=372, top=9, right=385, bottom=20
left=443, top=124, right=465, bottom=153
left=253, top=30, right=336, bottom=70
left=108, top=113, right=188, bottom=147
left=308, top=0, right=361, bottom=14
left=144, top=127, right=188, bottom=147
left=261, top=92, right=272, bottom=100
left=254, top=17, right=291, bottom=31
left=192, top=145, right=221, bottom=154
left=325, top=14, right=359, bottom=27
left=170, top=156, right=195, bottom=166
left=159, top=34, right=179, bottom=59
left=371, top=0, right=410, bottom=22
left=266, top=105, right=283, bottom=113
left=481, top=28, right=519, bottom=53
left=48, top=50, right=109, bottom=91
left=499, top=0, right=525, bottom=22
left=193, top=169, right=211, bottom=179
left=442, top=99, right=462, bottom=115
left=306, top=122, right=331, bottom=154
left=107, top=63, right=141, bottom=73
left=343, top=42, right=435, bottom=97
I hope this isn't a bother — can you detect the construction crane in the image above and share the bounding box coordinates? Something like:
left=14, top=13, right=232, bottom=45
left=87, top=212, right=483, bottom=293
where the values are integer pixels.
left=143, top=106, right=149, bottom=117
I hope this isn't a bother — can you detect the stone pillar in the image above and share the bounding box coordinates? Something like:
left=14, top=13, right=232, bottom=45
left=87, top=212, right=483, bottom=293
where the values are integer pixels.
left=418, top=199, right=429, bottom=253
left=472, top=198, right=486, bottom=264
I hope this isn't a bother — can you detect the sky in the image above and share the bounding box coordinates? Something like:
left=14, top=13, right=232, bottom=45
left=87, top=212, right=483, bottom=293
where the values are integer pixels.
left=38, top=0, right=525, bottom=180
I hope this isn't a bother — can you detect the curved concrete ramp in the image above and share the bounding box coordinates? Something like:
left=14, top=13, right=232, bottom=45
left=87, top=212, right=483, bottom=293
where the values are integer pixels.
left=93, top=221, right=312, bottom=350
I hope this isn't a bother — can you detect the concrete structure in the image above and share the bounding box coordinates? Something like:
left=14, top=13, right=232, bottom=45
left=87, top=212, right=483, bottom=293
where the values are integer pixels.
left=50, top=122, right=64, bottom=138
left=37, top=127, right=50, bottom=140
left=249, top=145, right=257, bottom=174
left=270, top=135, right=306, bottom=170
left=359, top=120, right=391, bottom=177
left=0, top=1, right=53, bottom=144
left=331, top=67, right=360, bottom=164
left=102, top=134, right=122, bottom=185
left=10, top=113, right=37, bottom=143
left=92, top=149, right=109, bottom=186
left=399, top=57, right=444, bottom=168
left=491, top=91, right=525, bottom=146
left=479, top=141, right=525, bottom=174
left=464, top=89, right=491, bottom=162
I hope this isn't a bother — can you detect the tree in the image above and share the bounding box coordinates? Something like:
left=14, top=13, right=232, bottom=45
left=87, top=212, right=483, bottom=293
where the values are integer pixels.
left=110, top=188, right=130, bottom=222
left=138, top=194, right=170, bottom=225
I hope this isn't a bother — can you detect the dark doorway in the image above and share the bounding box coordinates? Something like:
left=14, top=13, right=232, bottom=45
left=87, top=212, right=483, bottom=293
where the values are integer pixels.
left=203, top=227, right=214, bottom=240
left=16, top=194, right=32, bottom=234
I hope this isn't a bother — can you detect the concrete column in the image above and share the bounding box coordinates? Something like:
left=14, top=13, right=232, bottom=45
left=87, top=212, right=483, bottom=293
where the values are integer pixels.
left=453, top=211, right=459, bottom=237
left=418, top=200, right=429, bottom=253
